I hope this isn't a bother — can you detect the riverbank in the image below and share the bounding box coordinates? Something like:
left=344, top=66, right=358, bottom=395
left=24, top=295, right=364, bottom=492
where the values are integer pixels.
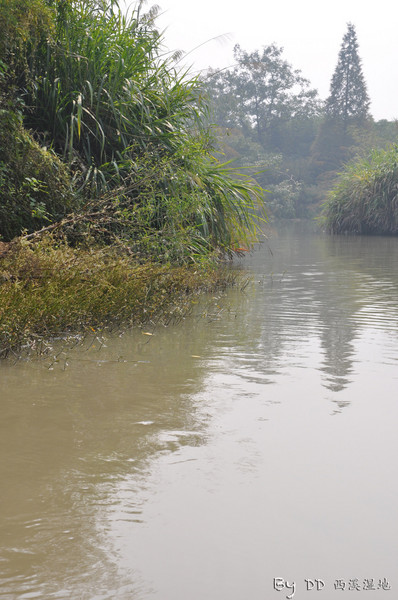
left=0, top=0, right=265, bottom=360
left=0, top=235, right=242, bottom=359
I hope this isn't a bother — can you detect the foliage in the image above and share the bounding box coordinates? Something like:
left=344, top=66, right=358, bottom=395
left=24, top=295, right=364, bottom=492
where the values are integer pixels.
left=311, top=120, right=357, bottom=178
left=0, top=109, right=75, bottom=240
left=0, top=0, right=265, bottom=255
left=0, top=0, right=54, bottom=97
left=208, top=120, right=320, bottom=219
left=204, top=44, right=323, bottom=218
left=205, top=44, right=320, bottom=152
left=372, top=119, right=398, bottom=147
left=322, top=145, right=398, bottom=234
left=325, top=23, right=371, bottom=127
left=22, top=0, right=194, bottom=185
left=12, top=149, right=264, bottom=263
left=310, top=23, right=373, bottom=183
left=0, top=234, right=241, bottom=357
left=205, top=30, right=398, bottom=221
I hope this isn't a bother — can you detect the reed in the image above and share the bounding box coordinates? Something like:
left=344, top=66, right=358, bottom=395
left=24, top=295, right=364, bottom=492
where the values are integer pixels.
left=1, top=0, right=265, bottom=255
left=322, top=146, right=398, bottom=234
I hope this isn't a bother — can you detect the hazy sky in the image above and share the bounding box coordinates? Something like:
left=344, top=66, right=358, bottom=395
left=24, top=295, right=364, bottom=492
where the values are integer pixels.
left=147, top=0, right=398, bottom=121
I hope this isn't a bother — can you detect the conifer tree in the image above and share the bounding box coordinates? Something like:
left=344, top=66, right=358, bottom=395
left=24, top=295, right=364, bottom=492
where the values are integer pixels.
left=325, top=22, right=371, bottom=127
left=310, top=23, right=372, bottom=179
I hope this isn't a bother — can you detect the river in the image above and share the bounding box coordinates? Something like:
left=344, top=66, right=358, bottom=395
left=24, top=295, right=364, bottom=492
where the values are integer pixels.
left=1, top=222, right=397, bottom=599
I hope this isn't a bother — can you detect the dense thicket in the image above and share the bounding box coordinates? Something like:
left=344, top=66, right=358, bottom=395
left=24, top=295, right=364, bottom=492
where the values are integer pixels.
left=0, top=0, right=264, bottom=258
left=0, top=109, right=75, bottom=239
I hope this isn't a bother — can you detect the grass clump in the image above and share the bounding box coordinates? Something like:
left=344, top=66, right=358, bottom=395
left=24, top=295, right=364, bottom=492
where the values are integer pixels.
left=322, top=145, right=398, bottom=234
left=0, top=234, right=240, bottom=358
left=0, top=0, right=265, bottom=253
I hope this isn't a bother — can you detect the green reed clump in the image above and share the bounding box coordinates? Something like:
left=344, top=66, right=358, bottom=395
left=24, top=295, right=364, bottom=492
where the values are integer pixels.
left=322, top=145, right=398, bottom=234
left=0, top=234, right=239, bottom=357
left=0, top=0, right=264, bottom=253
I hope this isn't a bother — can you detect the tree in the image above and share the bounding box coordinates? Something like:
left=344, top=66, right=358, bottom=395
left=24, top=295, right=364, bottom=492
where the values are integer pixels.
left=204, top=44, right=322, bottom=218
left=205, top=44, right=320, bottom=151
left=325, top=22, right=371, bottom=128
left=310, top=23, right=372, bottom=180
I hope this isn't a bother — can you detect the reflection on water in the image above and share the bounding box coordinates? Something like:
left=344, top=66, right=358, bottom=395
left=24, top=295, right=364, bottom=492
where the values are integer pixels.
left=1, top=223, right=398, bottom=599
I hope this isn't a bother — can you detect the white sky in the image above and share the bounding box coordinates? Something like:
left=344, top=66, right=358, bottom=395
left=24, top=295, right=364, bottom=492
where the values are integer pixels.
left=141, top=0, right=398, bottom=122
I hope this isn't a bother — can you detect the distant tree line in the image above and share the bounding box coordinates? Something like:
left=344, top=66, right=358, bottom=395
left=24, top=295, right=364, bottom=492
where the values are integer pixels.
left=204, top=23, right=398, bottom=219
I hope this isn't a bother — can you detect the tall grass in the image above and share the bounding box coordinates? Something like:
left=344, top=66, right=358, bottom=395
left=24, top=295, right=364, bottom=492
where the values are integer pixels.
left=1, top=0, right=265, bottom=255
left=27, top=1, right=194, bottom=173
left=322, top=145, right=398, bottom=234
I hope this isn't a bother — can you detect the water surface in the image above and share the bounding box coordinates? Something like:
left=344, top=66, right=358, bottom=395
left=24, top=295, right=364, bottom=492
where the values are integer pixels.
left=1, top=223, right=397, bottom=599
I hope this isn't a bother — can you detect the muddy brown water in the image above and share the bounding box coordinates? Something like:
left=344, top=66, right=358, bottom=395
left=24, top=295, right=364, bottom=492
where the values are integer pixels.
left=1, top=223, right=397, bottom=599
